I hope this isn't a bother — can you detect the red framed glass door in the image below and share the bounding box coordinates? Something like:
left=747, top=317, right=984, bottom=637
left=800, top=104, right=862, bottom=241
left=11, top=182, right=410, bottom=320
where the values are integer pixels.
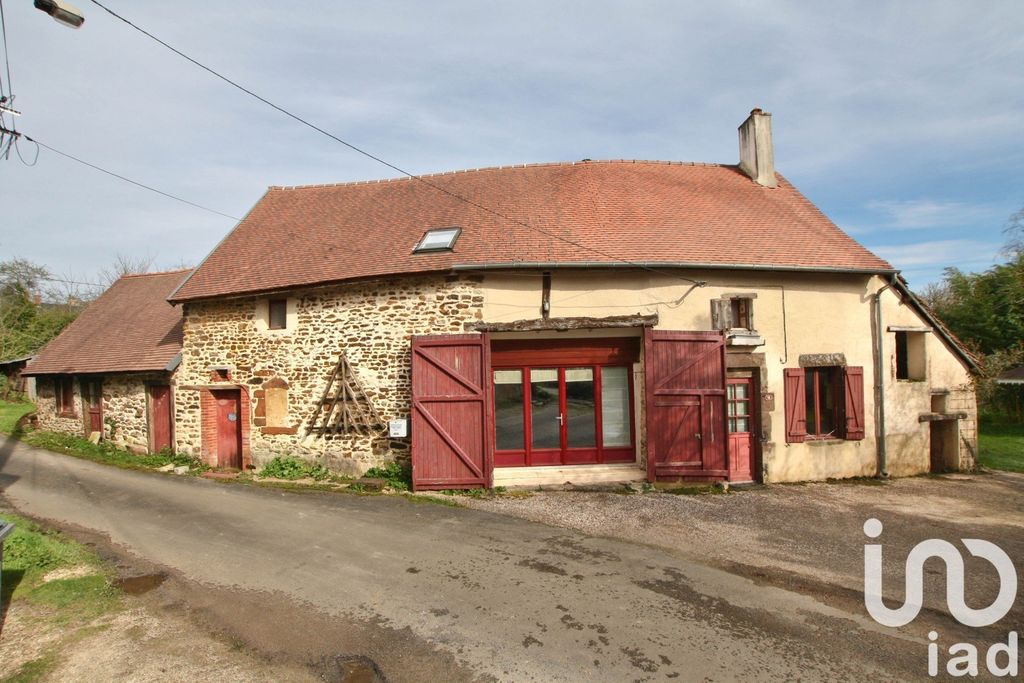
left=493, top=363, right=635, bottom=467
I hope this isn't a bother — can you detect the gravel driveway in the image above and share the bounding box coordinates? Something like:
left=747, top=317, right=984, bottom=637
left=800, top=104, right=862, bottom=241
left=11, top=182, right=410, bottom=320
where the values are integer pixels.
left=461, top=471, right=1024, bottom=631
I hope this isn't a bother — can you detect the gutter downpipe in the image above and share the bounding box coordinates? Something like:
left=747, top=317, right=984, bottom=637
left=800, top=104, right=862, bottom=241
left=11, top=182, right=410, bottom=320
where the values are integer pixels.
left=873, top=276, right=896, bottom=478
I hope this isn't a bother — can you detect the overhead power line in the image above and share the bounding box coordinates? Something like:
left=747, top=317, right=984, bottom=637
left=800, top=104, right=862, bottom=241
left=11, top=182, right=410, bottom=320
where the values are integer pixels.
left=0, top=0, right=12, bottom=100
left=16, top=131, right=240, bottom=220
left=86, top=0, right=707, bottom=287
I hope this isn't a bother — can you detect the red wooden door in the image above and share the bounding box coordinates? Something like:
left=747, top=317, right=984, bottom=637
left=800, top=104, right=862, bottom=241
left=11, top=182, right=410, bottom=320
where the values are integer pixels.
left=644, top=330, right=727, bottom=481
left=84, top=379, right=103, bottom=435
left=149, top=385, right=173, bottom=453
left=213, top=390, right=242, bottom=469
left=727, top=378, right=757, bottom=482
left=411, top=334, right=492, bottom=491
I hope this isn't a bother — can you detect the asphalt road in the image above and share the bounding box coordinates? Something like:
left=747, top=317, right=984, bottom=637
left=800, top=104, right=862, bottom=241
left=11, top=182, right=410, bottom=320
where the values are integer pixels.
left=0, top=436, right=939, bottom=682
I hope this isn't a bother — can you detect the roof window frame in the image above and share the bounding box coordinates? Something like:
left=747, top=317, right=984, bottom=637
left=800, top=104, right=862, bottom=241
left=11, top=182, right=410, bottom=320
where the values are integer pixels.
left=413, top=227, right=462, bottom=253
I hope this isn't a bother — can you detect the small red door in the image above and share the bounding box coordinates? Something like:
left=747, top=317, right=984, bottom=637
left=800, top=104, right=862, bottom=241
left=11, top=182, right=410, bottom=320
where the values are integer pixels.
left=84, top=379, right=103, bottom=435
left=727, top=378, right=757, bottom=482
left=213, top=390, right=242, bottom=469
left=150, top=385, right=173, bottom=453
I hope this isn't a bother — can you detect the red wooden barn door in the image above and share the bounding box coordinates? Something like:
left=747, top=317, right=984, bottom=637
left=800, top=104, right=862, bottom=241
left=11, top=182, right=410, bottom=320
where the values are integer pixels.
left=411, top=334, right=492, bottom=491
left=644, top=330, right=727, bottom=481
left=149, top=385, right=173, bottom=453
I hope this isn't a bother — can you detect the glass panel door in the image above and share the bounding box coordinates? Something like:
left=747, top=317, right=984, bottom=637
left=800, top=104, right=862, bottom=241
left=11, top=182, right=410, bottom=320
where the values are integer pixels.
left=493, top=369, right=525, bottom=451
left=564, top=368, right=596, bottom=448
left=601, top=366, right=632, bottom=447
left=530, top=368, right=561, bottom=450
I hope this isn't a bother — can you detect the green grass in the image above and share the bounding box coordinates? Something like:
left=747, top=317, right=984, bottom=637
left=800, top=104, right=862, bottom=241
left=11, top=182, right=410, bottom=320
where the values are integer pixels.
left=0, top=399, right=35, bottom=435
left=979, top=416, right=1024, bottom=473
left=0, top=512, right=123, bottom=682
left=17, top=429, right=201, bottom=473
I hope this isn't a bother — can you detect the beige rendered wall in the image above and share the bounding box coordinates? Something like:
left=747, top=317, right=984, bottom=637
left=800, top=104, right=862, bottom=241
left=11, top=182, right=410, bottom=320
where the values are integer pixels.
left=479, top=269, right=977, bottom=482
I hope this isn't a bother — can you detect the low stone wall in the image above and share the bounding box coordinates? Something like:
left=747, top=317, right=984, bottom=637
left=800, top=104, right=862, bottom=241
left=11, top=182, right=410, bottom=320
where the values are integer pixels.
left=175, top=275, right=484, bottom=474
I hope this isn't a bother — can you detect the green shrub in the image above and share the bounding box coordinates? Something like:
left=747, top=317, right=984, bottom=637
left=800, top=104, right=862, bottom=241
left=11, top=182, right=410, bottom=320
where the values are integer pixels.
left=258, top=456, right=334, bottom=480
left=363, top=461, right=411, bottom=491
left=259, top=456, right=310, bottom=480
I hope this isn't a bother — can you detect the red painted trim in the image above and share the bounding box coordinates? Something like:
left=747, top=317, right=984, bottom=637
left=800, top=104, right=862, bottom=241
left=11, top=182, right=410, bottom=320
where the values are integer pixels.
left=491, top=337, right=640, bottom=366
left=491, top=360, right=636, bottom=468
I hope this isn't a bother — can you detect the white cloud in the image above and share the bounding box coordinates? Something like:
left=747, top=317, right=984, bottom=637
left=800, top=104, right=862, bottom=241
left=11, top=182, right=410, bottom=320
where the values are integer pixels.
left=864, top=199, right=998, bottom=230
left=871, top=239, right=1001, bottom=269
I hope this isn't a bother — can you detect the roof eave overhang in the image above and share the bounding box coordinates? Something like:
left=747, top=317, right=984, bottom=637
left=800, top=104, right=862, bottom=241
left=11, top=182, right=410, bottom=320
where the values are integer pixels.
left=452, top=261, right=898, bottom=275
left=22, top=367, right=176, bottom=378
left=167, top=261, right=898, bottom=305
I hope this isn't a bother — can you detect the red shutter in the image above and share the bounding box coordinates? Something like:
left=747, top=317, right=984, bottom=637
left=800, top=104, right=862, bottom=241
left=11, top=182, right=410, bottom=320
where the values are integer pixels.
left=783, top=368, right=807, bottom=443
left=643, top=329, right=727, bottom=482
left=844, top=366, right=866, bottom=441
left=411, top=334, right=492, bottom=491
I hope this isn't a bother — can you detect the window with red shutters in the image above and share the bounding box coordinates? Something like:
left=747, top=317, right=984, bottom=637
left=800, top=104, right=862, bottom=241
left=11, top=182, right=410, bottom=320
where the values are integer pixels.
left=785, top=366, right=865, bottom=442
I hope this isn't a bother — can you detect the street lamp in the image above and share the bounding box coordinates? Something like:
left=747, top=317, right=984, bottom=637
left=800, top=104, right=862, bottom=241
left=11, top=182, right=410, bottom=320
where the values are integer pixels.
left=33, top=0, right=85, bottom=29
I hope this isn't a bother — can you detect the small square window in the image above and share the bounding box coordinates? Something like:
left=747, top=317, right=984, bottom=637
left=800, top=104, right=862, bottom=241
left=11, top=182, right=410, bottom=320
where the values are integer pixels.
left=268, top=299, right=288, bottom=330
left=895, top=331, right=926, bottom=381
left=414, top=227, right=461, bottom=252
left=730, top=298, right=752, bottom=330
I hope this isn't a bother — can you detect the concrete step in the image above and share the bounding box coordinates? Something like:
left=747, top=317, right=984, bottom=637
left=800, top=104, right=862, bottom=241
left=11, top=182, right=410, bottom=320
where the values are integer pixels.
left=493, top=463, right=646, bottom=488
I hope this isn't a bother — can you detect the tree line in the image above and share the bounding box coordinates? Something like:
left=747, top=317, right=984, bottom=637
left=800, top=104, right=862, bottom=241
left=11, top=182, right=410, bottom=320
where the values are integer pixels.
left=920, top=206, right=1024, bottom=417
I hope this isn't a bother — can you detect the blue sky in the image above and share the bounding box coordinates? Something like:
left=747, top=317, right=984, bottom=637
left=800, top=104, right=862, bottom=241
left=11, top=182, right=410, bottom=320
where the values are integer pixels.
left=1, top=1, right=1022, bottom=292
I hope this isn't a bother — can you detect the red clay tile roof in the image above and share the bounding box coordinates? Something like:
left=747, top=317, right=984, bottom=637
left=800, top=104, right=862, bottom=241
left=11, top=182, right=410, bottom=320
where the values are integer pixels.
left=25, top=271, right=187, bottom=375
left=169, top=160, right=894, bottom=302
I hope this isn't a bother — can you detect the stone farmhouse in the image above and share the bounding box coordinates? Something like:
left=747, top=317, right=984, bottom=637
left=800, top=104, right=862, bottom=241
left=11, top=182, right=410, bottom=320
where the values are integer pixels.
left=154, top=109, right=978, bottom=489
left=24, top=270, right=184, bottom=454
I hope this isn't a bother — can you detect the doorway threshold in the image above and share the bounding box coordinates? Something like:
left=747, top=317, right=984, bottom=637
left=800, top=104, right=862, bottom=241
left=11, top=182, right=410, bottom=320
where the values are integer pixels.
left=493, top=463, right=646, bottom=488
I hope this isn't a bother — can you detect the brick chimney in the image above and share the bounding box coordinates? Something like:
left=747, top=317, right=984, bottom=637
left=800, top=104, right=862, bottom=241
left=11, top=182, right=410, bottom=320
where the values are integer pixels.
left=738, top=108, right=777, bottom=188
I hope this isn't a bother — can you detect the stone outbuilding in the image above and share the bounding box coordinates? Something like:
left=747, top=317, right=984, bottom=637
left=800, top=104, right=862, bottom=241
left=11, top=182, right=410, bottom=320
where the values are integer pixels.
left=23, top=271, right=186, bottom=454
left=166, top=110, right=979, bottom=487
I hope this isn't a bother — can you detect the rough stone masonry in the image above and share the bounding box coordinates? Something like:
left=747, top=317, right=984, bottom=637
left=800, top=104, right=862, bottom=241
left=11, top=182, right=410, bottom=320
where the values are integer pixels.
left=174, top=275, right=485, bottom=475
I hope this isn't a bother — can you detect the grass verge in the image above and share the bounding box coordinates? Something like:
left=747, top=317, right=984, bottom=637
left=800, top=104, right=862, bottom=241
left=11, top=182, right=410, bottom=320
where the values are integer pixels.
left=18, top=430, right=203, bottom=474
left=0, top=400, right=35, bottom=435
left=978, top=416, right=1024, bottom=473
left=0, top=511, right=123, bottom=681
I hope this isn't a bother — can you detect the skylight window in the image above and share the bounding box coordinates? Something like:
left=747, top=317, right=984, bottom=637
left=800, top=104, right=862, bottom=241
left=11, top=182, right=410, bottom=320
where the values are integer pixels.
left=414, top=227, right=461, bottom=253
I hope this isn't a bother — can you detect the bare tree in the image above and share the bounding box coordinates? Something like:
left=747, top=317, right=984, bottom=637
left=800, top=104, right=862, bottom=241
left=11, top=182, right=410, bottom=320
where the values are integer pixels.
left=98, top=252, right=155, bottom=287
left=1003, top=205, right=1024, bottom=256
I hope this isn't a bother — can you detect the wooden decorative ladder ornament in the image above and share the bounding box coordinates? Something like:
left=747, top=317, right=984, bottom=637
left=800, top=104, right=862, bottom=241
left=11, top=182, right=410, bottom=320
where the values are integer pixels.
left=305, top=353, right=385, bottom=437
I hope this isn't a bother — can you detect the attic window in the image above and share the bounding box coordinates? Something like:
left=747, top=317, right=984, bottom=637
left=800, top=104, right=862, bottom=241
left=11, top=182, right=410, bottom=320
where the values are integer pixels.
left=414, top=227, right=461, bottom=253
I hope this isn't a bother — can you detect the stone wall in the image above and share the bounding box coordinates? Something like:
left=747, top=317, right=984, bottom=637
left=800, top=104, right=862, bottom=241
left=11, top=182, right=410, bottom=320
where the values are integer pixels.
left=34, top=376, right=85, bottom=436
left=33, top=373, right=171, bottom=453
left=175, top=275, right=484, bottom=474
left=949, top=386, right=979, bottom=470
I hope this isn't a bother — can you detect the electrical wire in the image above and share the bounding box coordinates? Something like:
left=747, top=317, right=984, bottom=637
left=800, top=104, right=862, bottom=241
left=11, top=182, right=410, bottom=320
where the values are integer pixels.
left=0, top=0, right=12, bottom=100
left=86, top=0, right=707, bottom=288
left=14, top=134, right=38, bottom=166
left=22, top=133, right=241, bottom=220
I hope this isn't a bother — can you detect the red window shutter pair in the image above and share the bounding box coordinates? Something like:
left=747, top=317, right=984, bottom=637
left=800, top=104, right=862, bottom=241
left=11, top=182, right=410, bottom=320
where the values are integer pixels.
left=783, top=367, right=865, bottom=442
